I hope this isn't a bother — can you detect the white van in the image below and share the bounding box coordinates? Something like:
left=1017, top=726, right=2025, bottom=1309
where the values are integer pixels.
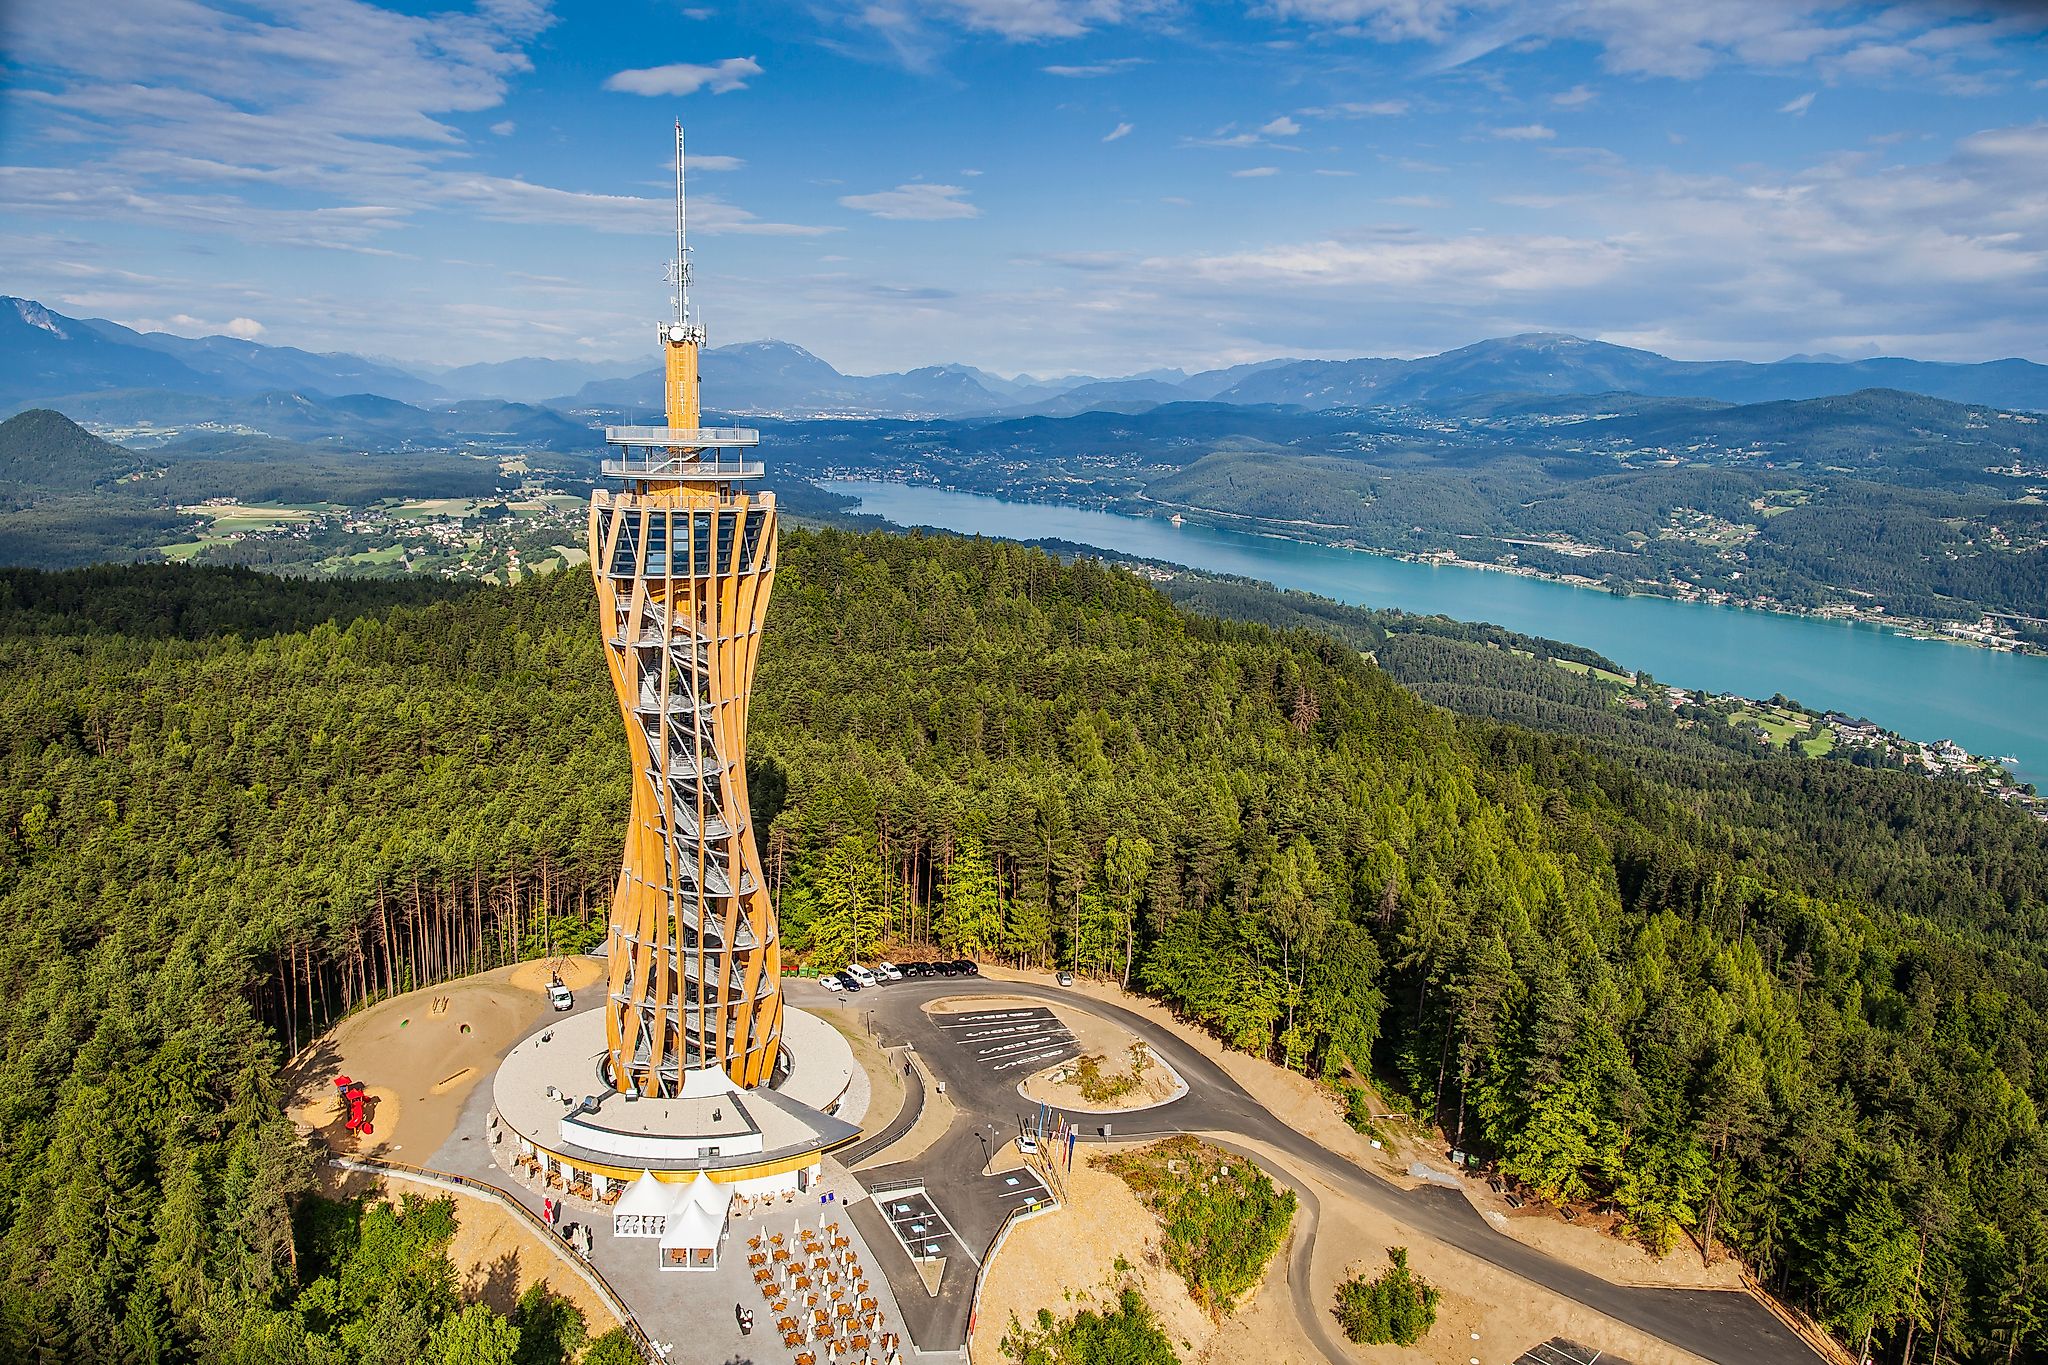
left=844, top=963, right=877, bottom=987
left=547, top=980, right=574, bottom=1012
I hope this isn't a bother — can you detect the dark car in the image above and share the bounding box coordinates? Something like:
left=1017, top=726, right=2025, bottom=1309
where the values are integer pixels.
left=903, top=962, right=927, bottom=978
left=841, top=974, right=864, bottom=992
left=954, top=958, right=980, bottom=976
left=933, top=960, right=959, bottom=976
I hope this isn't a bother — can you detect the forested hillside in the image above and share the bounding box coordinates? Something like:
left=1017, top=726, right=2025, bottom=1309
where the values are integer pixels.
left=2, top=534, right=2047, bottom=1361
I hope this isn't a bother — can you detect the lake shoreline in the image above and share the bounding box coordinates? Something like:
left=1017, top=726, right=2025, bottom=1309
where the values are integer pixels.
left=822, top=477, right=2048, bottom=786
left=1121, top=494, right=2043, bottom=658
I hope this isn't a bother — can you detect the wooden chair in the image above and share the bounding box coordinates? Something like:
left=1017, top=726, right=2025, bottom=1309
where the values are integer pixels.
left=794, top=1353, right=815, bottom=1365
left=759, top=1284, right=776, bottom=1302
left=781, top=1332, right=802, bottom=1349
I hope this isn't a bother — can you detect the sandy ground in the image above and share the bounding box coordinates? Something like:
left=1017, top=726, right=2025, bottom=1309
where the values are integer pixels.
left=1237, top=1135, right=1715, bottom=1365
left=969, top=1137, right=1714, bottom=1365
left=320, top=1166, right=621, bottom=1333
left=967, top=1147, right=1219, bottom=1363
left=287, top=957, right=605, bottom=1160
left=977, top=964, right=1738, bottom=1293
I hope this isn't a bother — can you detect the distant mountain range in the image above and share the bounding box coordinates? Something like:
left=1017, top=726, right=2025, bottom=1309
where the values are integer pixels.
left=8, top=295, right=2048, bottom=437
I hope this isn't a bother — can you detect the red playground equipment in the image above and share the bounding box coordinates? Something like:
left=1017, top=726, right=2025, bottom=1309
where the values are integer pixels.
left=333, top=1075, right=374, bottom=1136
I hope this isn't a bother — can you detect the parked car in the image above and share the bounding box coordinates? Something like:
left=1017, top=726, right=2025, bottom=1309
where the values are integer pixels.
left=899, top=962, right=925, bottom=979
left=547, top=979, right=575, bottom=1011
left=818, top=973, right=846, bottom=993
left=876, top=961, right=904, bottom=981
left=1056, top=971, right=1074, bottom=988
left=954, top=958, right=980, bottom=977
left=841, top=974, right=864, bottom=992
left=933, top=961, right=959, bottom=976
left=844, top=963, right=876, bottom=987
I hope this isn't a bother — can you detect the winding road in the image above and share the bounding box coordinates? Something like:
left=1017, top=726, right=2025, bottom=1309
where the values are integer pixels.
left=801, top=974, right=1818, bottom=1364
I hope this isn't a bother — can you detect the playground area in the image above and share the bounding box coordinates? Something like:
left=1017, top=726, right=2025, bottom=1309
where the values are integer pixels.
left=286, top=957, right=605, bottom=1160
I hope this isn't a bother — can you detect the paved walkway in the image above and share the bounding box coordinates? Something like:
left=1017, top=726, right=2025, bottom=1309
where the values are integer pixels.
left=426, top=1015, right=920, bottom=1364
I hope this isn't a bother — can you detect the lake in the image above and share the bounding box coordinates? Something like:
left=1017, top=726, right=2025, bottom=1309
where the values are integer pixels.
left=824, top=479, right=2048, bottom=788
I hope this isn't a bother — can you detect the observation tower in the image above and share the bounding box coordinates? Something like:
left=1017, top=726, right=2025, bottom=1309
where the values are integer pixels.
left=491, top=127, right=855, bottom=1204
left=590, top=124, right=780, bottom=1095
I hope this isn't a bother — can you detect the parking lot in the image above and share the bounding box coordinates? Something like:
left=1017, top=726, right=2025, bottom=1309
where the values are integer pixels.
left=932, top=1005, right=1079, bottom=1074
left=872, top=1183, right=965, bottom=1264
left=1515, top=1339, right=1632, bottom=1365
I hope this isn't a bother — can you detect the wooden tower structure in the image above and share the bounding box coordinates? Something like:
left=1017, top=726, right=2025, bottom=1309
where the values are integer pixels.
left=588, top=124, right=781, bottom=1094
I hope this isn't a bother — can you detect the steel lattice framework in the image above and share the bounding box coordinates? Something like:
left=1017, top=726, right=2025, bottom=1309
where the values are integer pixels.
left=587, top=124, right=782, bottom=1095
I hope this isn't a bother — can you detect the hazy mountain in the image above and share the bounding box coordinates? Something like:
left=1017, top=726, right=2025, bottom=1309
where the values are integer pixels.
left=995, top=378, right=1192, bottom=418
left=552, top=340, right=1014, bottom=417
left=1, top=299, right=215, bottom=408
left=1217, top=333, right=2048, bottom=411
left=10, top=293, right=2048, bottom=424
left=435, top=356, right=645, bottom=403
left=1, top=297, right=450, bottom=409
left=43, top=387, right=597, bottom=452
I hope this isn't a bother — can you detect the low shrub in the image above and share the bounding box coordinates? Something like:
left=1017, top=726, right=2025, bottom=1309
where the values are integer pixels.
left=1334, top=1246, right=1440, bottom=1346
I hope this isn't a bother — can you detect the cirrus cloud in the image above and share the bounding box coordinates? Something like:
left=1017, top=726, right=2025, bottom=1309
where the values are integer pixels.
left=839, top=182, right=982, bottom=220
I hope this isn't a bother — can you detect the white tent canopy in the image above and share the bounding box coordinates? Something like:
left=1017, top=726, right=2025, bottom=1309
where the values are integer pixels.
left=612, top=1170, right=676, bottom=1238
left=659, top=1170, right=732, bottom=1270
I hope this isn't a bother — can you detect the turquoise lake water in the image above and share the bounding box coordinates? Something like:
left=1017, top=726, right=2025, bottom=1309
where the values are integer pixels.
left=825, top=479, right=2048, bottom=788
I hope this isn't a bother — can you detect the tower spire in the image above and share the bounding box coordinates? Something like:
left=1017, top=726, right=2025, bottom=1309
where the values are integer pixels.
left=673, top=120, right=691, bottom=332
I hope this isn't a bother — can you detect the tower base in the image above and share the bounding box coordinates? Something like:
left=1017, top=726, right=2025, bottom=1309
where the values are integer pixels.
left=491, top=1004, right=861, bottom=1195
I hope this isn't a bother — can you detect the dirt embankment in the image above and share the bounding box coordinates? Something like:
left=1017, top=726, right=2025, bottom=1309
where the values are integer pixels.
left=320, top=1165, right=620, bottom=1334
left=286, top=957, right=605, bottom=1160
left=971, top=1138, right=1716, bottom=1365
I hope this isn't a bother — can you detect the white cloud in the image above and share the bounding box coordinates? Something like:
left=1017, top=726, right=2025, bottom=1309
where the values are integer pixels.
left=1386, top=193, right=1446, bottom=207
left=850, top=0, right=1169, bottom=45
left=1314, top=168, right=1359, bottom=176
left=838, top=183, right=982, bottom=220
left=1551, top=84, right=1597, bottom=108
left=686, top=154, right=746, bottom=171
left=1491, top=123, right=1556, bottom=140
left=224, top=316, right=265, bottom=338
left=0, top=4, right=828, bottom=255
left=1261, top=0, right=2047, bottom=85
left=604, top=57, right=761, bottom=96
left=1298, top=100, right=1409, bottom=119
left=1103, top=121, right=1134, bottom=142
left=1259, top=116, right=1303, bottom=137
left=491, top=119, right=517, bottom=136
left=1780, top=91, right=1816, bottom=116
left=1233, top=166, right=1281, bottom=177
left=1043, top=57, right=1145, bottom=76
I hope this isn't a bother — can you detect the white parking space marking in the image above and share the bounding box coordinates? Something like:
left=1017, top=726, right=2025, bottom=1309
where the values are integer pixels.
left=937, top=1006, right=1083, bottom=1074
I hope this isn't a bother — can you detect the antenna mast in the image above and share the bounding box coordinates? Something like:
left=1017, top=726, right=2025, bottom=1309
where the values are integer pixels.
left=673, top=120, right=690, bottom=331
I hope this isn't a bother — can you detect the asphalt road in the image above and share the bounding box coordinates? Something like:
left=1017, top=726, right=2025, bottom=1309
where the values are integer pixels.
left=801, top=976, right=1817, bottom=1365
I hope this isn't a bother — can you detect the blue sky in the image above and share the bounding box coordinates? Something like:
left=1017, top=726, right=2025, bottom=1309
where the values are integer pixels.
left=2, top=0, right=2045, bottom=375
